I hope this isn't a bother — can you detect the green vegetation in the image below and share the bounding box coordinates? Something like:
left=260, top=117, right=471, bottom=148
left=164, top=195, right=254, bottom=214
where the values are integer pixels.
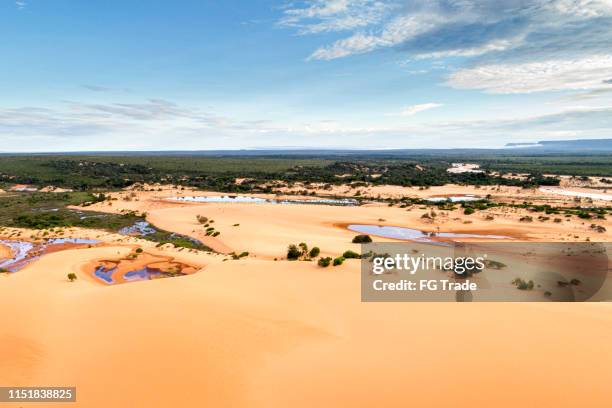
left=287, top=242, right=319, bottom=261
left=512, top=278, right=534, bottom=290
left=67, top=272, right=77, bottom=282
left=230, top=251, right=249, bottom=260
left=483, top=260, right=506, bottom=269
left=287, top=244, right=302, bottom=260
left=333, top=256, right=345, bottom=266
left=352, top=234, right=372, bottom=244
left=0, top=192, right=140, bottom=230
left=318, top=257, right=332, bottom=267
left=0, top=192, right=212, bottom=251
left=2, top=153, right=600, bottom=193
left=342, top=250, right=360, bottom=259
left=0, top=156, right=330, bottom=191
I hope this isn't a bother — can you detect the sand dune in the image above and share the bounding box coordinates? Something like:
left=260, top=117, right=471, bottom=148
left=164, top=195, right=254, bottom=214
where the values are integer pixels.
left=1, top=247, right=611, bottom=407
left=1, top=187, right=611, bottom=407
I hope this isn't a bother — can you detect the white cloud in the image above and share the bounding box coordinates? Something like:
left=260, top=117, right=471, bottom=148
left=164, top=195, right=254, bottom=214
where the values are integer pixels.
left=281, top=0, right=612, bottom=97
left=2, top=97, right=612, bottom=151
left=279, top=0, right=389, bottom=34
left=388, top=103, right=444, bottom=116
left=15, top=1, right=26, bottom=9
left=309, top=13, right=445, bottom=60
left=448, top=55, right=612, bottom=93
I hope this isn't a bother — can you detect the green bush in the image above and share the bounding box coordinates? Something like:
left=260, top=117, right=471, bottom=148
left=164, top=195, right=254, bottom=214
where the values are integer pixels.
left=318, top=257, right=332, bottom=267
left=464, top=207, right=475, bottom=215
left=135, top=248, right=143, bottom=253
left=67, top=273, right=78, bottom=282
left=287, top=244, right=301, bottom=260
left=342, top=250, right=360, bottom=259
left=309, top=247, right=320, bottom=258
left=333, top=256, right=345, bottom=266
left=352, top=234, right=372, bottom=243
left=298, top=242, right=308, bottom=255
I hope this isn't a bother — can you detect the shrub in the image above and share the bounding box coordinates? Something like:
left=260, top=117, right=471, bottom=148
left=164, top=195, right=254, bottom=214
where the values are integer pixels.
left=512, top=278, right=534, bottom=290
left=352, top=234, right=372, bottom=243
left=342, top=250, right=360, bottom=259
left=333, top=256, right=345, bottom=266
left=135, top=248, right=143, bottom=253
left=318, top=257, right=332, bottom=267
left=298, top=242, right=308, bottom=255
left=309, top=247, right=320, bottom=258
left=67, top=273, right=78, bottom=282
left=464, top=207, right=475, bottom=215
left=287, top=244, right=301, bottom=260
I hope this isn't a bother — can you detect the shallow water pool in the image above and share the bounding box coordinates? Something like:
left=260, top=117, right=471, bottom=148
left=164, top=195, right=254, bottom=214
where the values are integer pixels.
left=170, top=195, right=358, bottom=206
left=347, top=225, right=510, bottom=243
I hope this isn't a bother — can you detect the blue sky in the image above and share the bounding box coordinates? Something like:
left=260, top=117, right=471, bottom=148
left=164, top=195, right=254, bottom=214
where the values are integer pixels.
left=1, top=0, right=612, bottom=151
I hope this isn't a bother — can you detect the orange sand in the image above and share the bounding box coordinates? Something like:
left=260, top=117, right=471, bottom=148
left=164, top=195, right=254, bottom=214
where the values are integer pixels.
left=1, top=186, right=611, bottom=407
left=0, top=243, right=13, bottom=261
left=0, top=246, right=611, bottom=407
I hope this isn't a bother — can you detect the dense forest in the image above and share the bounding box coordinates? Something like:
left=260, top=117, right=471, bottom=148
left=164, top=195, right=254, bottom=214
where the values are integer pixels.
left=0, top=153, right=593, bottom=192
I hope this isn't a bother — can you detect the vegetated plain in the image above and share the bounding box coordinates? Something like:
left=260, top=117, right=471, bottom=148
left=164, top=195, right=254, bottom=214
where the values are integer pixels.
left=4, top=152, right=609, bottom=192
left=0, top=191, right=210, bottom=250
left=0, top=152, right=610, bottom=239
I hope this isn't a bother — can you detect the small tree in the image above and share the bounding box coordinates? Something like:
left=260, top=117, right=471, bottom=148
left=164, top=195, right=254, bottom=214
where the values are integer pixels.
left=309, top=247, right=320, bottom=258
left=67, top=273, right=77, bottom=282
